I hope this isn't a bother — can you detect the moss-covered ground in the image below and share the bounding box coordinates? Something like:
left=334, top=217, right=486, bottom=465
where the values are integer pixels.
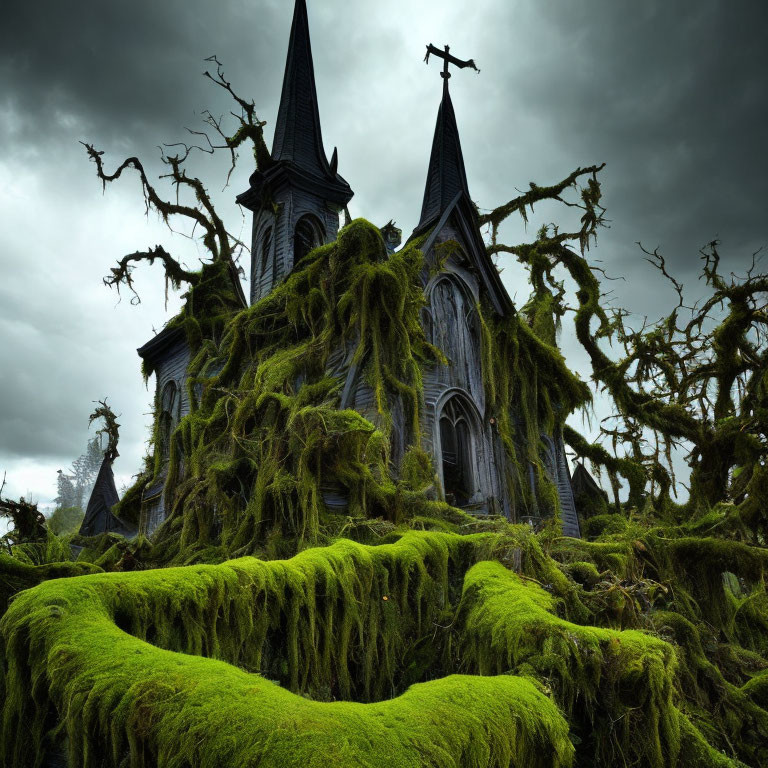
left=3, top=515, right=768, bottom=767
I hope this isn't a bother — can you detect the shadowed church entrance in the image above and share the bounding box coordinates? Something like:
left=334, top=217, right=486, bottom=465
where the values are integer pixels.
left=439, top=396, right=475, bottom=506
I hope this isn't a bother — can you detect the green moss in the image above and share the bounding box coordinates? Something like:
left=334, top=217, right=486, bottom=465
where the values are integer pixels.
left=743, top=670, right=768, bottom=709
left=475, top=298, right=590, bottom=519
left=457, top=560, right=680, bottom=767
left=131, top=220, right=456, bottom=558
left=0, top=553, right=102, bottom=614
left=582, top=512, right=629, bottom=537
left=561, top=559, right=601, bottom=587
left=110, top=471, right=150, bottom=528
left=1, top=531, right=578, bottom=768
left=4, top=515, right=768, bottom=766
left=4, top=219, right=765, bottom=766
left=120, top=215, right=598, bottom=558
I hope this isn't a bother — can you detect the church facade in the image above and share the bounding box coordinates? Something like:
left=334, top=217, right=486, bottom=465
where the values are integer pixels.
left=127, top=0, right=581, bottom=539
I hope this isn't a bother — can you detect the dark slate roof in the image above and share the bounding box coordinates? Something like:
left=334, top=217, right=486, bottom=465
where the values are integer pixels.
left=272, top=0, right=328, bottom=175
left=79, top=457, right=135, bottom=538
left=136, top=324, right=186, bottom=364
left=571, top=463, right=608, bottom=502
left=237, top=0, right=352, bottom=210
left=417, top=80, right=471, bottom=231
left=407, top=81, right=513, bottom=317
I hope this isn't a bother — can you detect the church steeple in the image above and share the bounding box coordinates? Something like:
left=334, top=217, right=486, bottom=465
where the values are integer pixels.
left=410, top=44, right=513, bottom=317
left=272, top=0, right=330, bottom=178
left=417, top=79, right=471, bottom=231
left=266, top=0, right=351, bottom=201
left=237, top=0, right=352, bottom=305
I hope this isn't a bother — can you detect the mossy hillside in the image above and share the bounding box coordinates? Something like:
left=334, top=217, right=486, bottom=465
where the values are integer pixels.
left=5, top=615, right=573, bottom=768
left=2, top=529, right=572, bottom=706
left=555, top=515, right=768, bottom=643
left=6, top=519, right=767, bottom=767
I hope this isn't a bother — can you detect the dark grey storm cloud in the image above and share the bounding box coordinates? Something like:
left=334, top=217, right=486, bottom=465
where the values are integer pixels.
left=522, top=2, right=768, bottom=262
left=1, top=1, right=281, bottom=147
left=1, top=0, right=766, bottom=509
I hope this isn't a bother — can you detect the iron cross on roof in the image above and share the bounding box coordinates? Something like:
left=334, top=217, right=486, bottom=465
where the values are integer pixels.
left=423, top=43, right=480, bottom=80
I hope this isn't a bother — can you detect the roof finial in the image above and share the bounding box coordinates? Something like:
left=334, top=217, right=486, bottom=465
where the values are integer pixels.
left=424, top=43, right=480, bottom=85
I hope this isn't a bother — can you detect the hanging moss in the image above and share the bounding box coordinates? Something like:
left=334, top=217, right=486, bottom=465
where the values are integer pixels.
left=1, top=531, right=580, bottom=768
left=130, top=220, right=458, bottom=560
left=4, top=510, right=768, bottom=765
left=475, top=292, right=590, bottom=518
left=115, top=215, right=601, bottom=562
left=548, top=505, right=768, bottom=765
left=457, top=559, right=683, bottom=767
left=109, top=469, right=151, bottom=528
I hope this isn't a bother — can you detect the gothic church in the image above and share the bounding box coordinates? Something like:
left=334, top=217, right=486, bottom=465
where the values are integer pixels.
left=96, top=0, right=582, bottom=539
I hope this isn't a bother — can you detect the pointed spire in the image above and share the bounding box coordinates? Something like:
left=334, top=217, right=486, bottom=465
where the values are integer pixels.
left=271, top=0, right=331, bottom=179
left=417, top=79, right=471, bottom=230
left=79, top=456, right=134, bottom=537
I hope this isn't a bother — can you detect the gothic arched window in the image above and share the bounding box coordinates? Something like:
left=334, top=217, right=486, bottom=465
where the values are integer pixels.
left=158, top=381, right=178, bottom=461
left=429, top=275, right=482, bottom=396
left=439, top=396, right=475, bottom=506
left=294, top=214, right=324, bottom=264
left=260, top=226, right=273, bottom=275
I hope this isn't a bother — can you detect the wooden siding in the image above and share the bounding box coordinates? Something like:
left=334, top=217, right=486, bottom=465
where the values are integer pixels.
left=250, top=189, right=341, bottom=305
left=140, top=335, right=191, bottom=533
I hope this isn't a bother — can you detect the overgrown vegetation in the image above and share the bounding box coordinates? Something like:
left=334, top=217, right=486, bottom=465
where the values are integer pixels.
left=3, top=515, right=767, bottom=766
left=1, top=56, right=766, bottom=768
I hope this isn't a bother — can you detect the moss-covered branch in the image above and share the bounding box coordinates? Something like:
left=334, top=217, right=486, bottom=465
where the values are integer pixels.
left=88, top=399, right=120, bottom=462
left=483, top=166, right=768, bottom=519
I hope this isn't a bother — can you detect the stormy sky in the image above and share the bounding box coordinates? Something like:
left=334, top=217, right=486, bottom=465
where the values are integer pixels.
left=1, top=0, right=766, bottom=517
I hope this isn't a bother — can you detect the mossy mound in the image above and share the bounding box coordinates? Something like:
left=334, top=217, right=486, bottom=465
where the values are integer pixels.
left=1, top=532, right=575, bottom=768
left=3, top=518, right=767, bottom=767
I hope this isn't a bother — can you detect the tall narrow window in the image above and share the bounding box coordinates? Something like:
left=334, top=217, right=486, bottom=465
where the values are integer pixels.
left=294, top=215, right=324, bottom=265
left=260, top=226, right=273, bottom=275
left=159, top=381, right=178, bottom=461
left=428, top=275, right=482, bottom=397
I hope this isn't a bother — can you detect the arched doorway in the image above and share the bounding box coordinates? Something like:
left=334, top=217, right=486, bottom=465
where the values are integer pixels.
left=438, top=396, right=476, bottom=506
